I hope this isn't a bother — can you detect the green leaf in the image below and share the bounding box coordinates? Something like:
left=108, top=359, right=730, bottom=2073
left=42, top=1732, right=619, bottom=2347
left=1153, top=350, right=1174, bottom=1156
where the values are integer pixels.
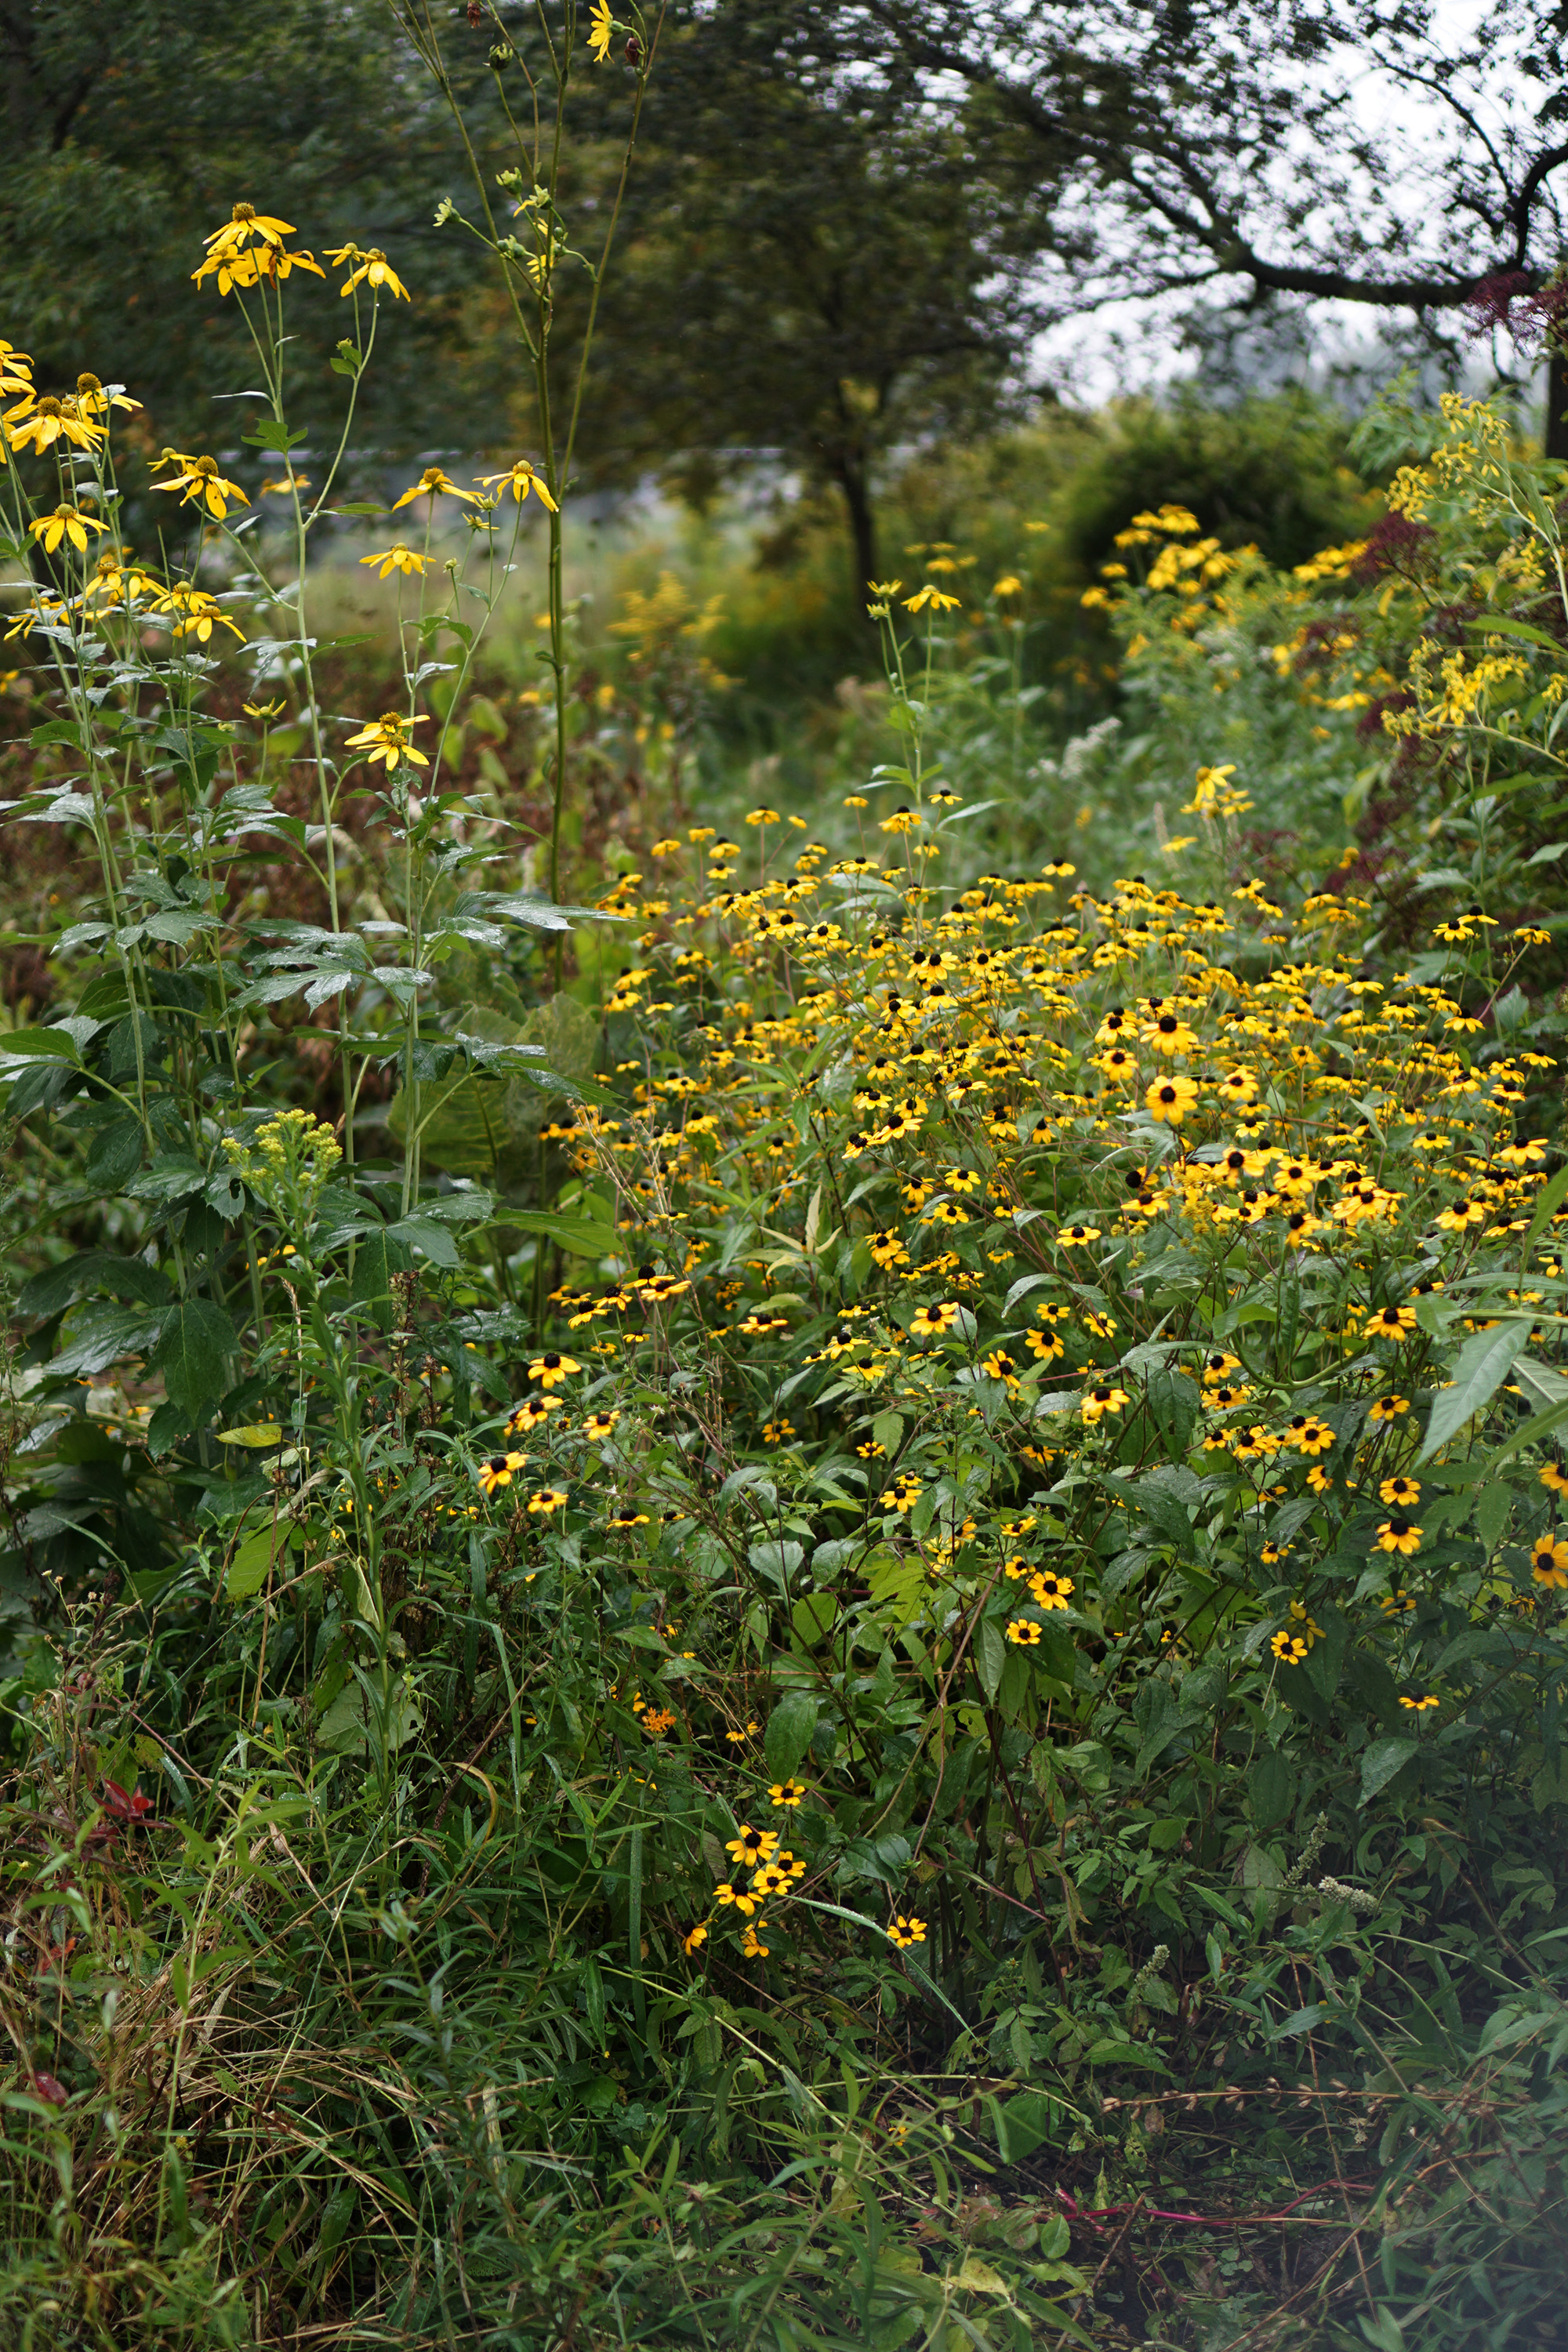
left=0, top=1024, right=84, bottom=1064
left=1359, top=1736, right=1418, bottom=1805
left=871, top=1409, right=904, bottom=1457
left=1420, top=1318, right=1529, bottom=1461
left=215, top=1425, right=284, bottom=1448
left=84, top=1116, right=145, bottom=1192
left=384, top=1214, right=461, bottom=1269
left=148, top=1298, right=238, bottom=1423
left=764, top=1690, right=818, bottom=1784
left=498, top=1209, right=621, bottom=1258
left=1526, top=1161, right=1568, bottom=1249
left=227, top=1523, right=296, bottom=1599
left=975, top=1613, right=1006, bottom=1703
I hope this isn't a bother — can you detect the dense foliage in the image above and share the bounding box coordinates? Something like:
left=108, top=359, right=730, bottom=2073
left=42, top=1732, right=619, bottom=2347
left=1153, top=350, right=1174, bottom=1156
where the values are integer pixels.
left=3, top=21, right=1568, bottom=2349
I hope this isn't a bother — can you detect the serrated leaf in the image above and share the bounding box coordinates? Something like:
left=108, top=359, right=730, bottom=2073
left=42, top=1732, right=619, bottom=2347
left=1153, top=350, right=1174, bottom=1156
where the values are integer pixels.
left=148, top=1298, right=238, bottom=1422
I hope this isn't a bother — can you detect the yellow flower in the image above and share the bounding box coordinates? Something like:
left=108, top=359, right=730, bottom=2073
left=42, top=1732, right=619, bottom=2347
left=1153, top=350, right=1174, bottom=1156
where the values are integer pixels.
left=477, top=1451, right=527, bottom=1496
left=6, top=394, right=104, bottom=456
left=527, top=1486, right=567, bottom=1515
left=1530, top=1535, right=1568, bottom=1589
left=769, top=1779, right=808, bottom=1808
left=909, top=1301, right=961, bottom=1338
left=391, top=466, right=479, bottom=510
left=887, top=1914, right=927, bottom=1949
left=1365, top=1301, right=1417, bottom=1339
left=343, top=711, right=430, bottom=771
left=1056, top=1221, right=1102, bottom=1247
left=151, top=454, right=249, bottom=521
left=1399, top=1693, right=1439, bottom=1713
left=724, top=1824, right=779, bottom=1868
left=528, top=1350, right=582, bottom=1388
left=1146, top=1073, right=1200, bottom=1126
left=1081, top=1385, right=1131, bottom=1425
left=1540, top=1463, right=1568, bottom=1497
left=1006, top=1618, right=1041, bottom=1646
left=714, top=1881, right=759, bottom=1918
left=1378, top=1474, right=1421, bottom=1508
left=1368, top=1396, right=1410, bottom=1423
left=29, top=507, right=107, bottom=557
left=993, top=575, right=1022, bottom=596
left=1270, top=1632, right=1309, bottom=1665
left=903, top=583, right=962, bottom=613
left=0, top=339, right=34, bottom=399
left=1029, top=1569, right=1073, bottom=1610
left=153, top=586, right=245, bottom=644
left=1376, top=1517, right=1423, bottom=1556
left=325, top=243, right=410, bottom=300
left=72, top=372, right=139, bottom=419
left=683, top=1923, right=708, bottom=1955
left=589, top=0, right=615, bottom=60
left=359, top=544, right=430, bottom=579
left=202, top=202, right=296, bottom=260
left=476, top=457, right=558, bottom=510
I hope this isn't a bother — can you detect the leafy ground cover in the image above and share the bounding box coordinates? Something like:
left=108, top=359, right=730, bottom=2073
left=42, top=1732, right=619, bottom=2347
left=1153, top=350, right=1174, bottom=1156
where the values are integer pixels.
left=2, top=23, right=1568, bottom=2344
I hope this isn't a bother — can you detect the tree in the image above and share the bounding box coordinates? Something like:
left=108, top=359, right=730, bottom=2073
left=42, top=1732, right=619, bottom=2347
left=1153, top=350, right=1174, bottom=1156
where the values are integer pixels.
left=827, top=0, right=1568, bottom=448
left=0, top=0, right=491, bottom=463
left=575, top=0, right=1029, bottom=601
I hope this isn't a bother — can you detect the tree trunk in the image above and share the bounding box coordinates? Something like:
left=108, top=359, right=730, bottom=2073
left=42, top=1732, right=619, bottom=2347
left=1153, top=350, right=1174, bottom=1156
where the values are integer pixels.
left=1548, top=343, right=1568, bottom=464
left=834, top=454, right=880, bottom=615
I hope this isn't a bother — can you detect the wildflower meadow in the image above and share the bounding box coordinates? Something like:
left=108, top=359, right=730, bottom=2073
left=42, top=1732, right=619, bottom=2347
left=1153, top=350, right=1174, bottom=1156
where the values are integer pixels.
left=2, top=5, right=1568, bottom=2349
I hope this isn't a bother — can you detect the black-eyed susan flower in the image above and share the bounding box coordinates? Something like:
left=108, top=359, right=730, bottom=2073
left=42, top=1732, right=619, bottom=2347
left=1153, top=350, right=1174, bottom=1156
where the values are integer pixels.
left=724, top=1824, right=779, bottom=1868
left=1365, top=1301, right=1417, bottom=1339
left=1081, top=1384, right=1131, bottom=1424
left=713, top=1881, right=759, bottom=1917
left=750, top=1861, right=792, bottom=1899
left=582, top=1410, right=620, bottom=1441
left=529, top=1350, right=581, bottom=1388
left=1531, top=1534, right=1568, bottom=1588
left=607, top=1508, right=650, bottom=1530
left=887, top=1914, right=927, bottom=1948
left=1377, top=1516, right=1423, bottom=1556
left=477, top=1450, right=527, bottom=1497
left=739, top=1921, right=771, bottom=1958
left=527, top=1486, right=567, bottom=1515
left=1398, top=1693, right=1439, bottom=1713
left=1147, top=1073, right=1199, bottom=1125
left=683, top=1923, right=708, bottom=1955
left=769, top=1779, right=808, bottom=1808
left=1379, top=1474, right=1421, bottom=1508
left=1029, top=1569, right=1073, bottom=1610
left=1056, top=1221, right=1102, bottom=1247
left=1367, top=1396, right=1411, bottom=1423
left=1005, top=1618, right=1041, bottom=1646
left=1270, top=1631, right=1309, bottom=1664
left=505, top=1397, right=561, bottom=1438
left=1287, top=1415, right=1334, bottom=1456
left=1539, top=1462, right=1568, bottom=1496
left=909, top=1301, right=960, bottom=1338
